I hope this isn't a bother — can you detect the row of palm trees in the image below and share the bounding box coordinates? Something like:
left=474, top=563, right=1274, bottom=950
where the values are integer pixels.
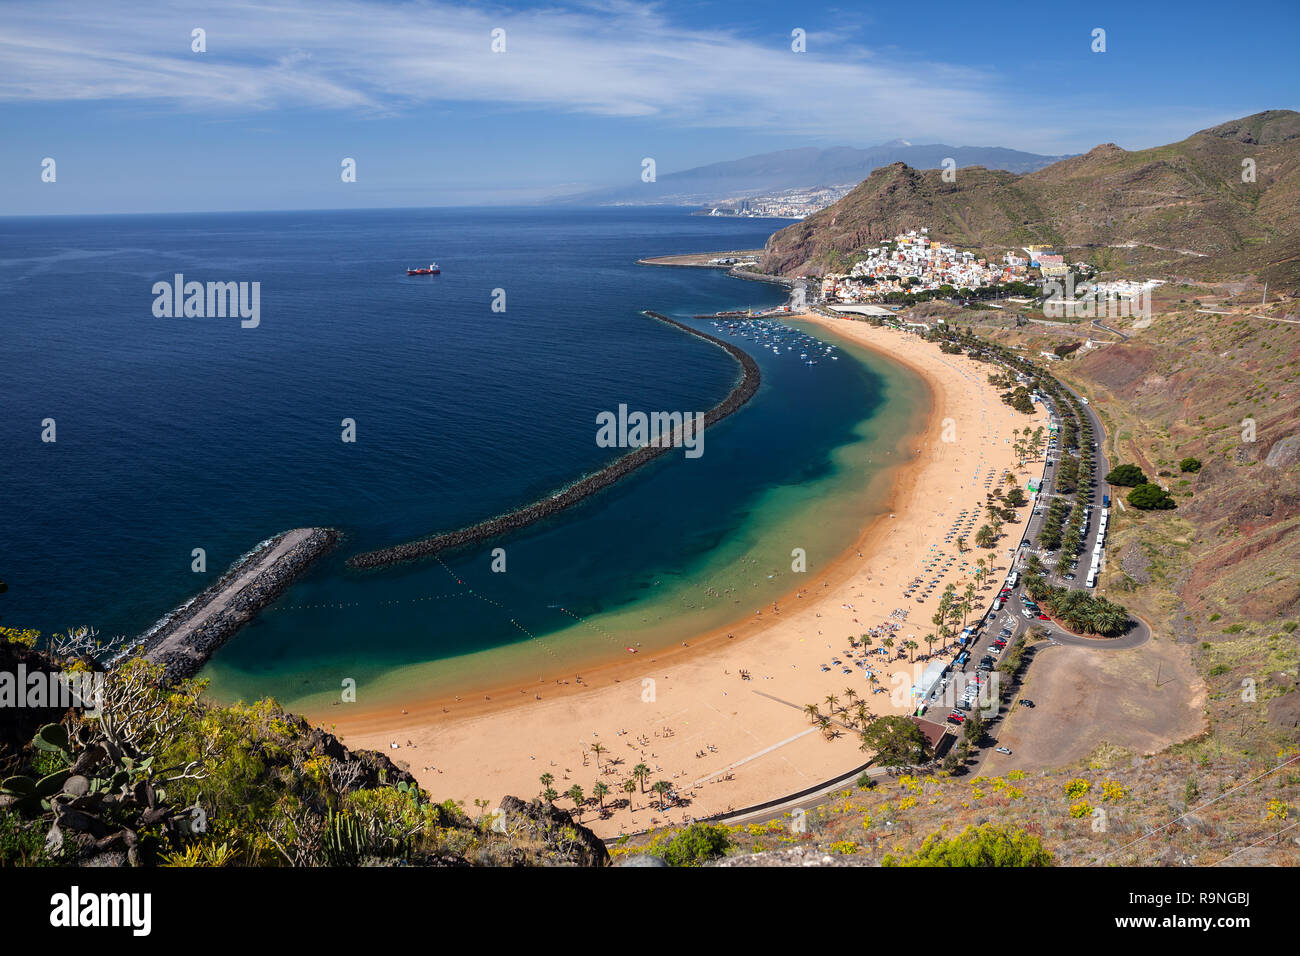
left=804, top=689, right=878, bottom=739
left=1010, top=425, right=1047, bottom=468
left=538, top=760, right=674, bottom=821
left=1022, top=573, right=1129, bottom=636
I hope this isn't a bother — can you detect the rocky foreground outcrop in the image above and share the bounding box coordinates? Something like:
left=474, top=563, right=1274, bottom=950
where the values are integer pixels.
left=497, top=795, right=610, bottom=867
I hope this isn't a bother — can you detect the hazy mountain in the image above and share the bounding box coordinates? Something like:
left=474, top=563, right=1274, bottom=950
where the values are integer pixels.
left=759, top=110, right=1300, bottom=290
left=561, top=142, right=1072, bottom=206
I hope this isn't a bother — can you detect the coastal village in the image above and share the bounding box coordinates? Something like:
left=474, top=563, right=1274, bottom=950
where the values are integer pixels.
left=816, top=227, right=1161, bottom=313
left=819, top=228, right=1028, bottom=302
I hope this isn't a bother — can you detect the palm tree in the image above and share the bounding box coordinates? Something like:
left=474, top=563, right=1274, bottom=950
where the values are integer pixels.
left=903, top=639, right=919, bottom=662
left=622, top=778, right=637, bottom=805
left=651, top=780, right=671, bottom=809
left=824, top=693, right=840, bottom=714
left=883, top=636, right=895, bottom=657
left=590, top=742, right=606, bottom=768
left=924, top=632, right=937, bottom=657
left=955, top=536, right=967, bottom=553
left=803, top=703, right=822, bottom=724
left=567, top=784, right=585, bottom=818
left=542, top=787, right=558, bottom=804
left=539, top=772, right=554, bottom=796
left=1088, top=600, right=1129, bottom=636
left=632, top=763, right=651, bottom=793
left=592, top=781, right=610, bottom=810
left=843, top=688, right=859, bottom=708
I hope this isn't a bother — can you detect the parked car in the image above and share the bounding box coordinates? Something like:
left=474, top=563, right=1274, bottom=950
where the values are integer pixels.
left=1020, top=699, right=1035, bottom=708
left=1037, top=614, right=1051, bottom=621
left=947, top=712, right=965, bottom=724
left=995, top=746, right=1013, bottom=755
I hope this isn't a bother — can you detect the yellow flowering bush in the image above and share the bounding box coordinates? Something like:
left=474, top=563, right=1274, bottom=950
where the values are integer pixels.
left=1100, top=781, right=1127, bottom=802
left=0, top=627, right=40, bottom=647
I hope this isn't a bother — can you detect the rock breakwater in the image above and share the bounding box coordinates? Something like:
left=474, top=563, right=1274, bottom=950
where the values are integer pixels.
left=138, top=527, right=339, bottom=682
left=346, top=311, right=760, bottom=569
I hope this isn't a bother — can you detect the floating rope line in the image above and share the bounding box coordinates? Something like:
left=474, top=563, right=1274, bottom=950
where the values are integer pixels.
left=551, top=604, right=625, bottom=651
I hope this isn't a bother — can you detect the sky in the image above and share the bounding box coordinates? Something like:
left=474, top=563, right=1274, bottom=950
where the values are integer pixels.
left=2, top=0, right=1298, bottom=215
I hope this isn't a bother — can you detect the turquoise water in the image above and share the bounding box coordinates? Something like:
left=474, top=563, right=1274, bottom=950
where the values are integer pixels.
left=0, top=207, right=927, bottom=711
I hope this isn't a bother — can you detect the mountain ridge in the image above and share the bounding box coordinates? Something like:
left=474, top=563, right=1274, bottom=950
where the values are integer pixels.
left=759, top=110, right=1300, bottom=290
left=559, top=142, right=1072, bottom=206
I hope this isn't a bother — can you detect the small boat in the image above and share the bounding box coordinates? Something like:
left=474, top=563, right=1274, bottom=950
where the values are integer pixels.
left=407, top=262, right=440, bottom=275
left=626, top=647, right=638, bottom=654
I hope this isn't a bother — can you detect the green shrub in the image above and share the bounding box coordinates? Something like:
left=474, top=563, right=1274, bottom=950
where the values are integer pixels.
left=1105, top=463, right=1148, bottom=486
left=659, top=823, right=732, bottom=867
left=883, top=823, right=1052, bottom=867
left=1128, top=483, right=1176, bottom=510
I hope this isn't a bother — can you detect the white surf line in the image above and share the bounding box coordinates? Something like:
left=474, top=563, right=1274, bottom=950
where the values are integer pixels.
left=691, top=726, right=820, bottom=787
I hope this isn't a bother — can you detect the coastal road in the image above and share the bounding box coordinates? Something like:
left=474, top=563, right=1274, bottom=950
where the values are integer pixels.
left=1091, top=318, right=1129, bottom=340
left=620, top=340, right=1137, bottom=836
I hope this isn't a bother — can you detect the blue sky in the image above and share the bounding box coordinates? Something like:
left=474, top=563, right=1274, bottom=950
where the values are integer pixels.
left=2, top=0, right=1297, bottom=214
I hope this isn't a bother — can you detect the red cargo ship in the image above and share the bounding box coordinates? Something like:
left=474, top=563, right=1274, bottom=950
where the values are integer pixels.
left=407, top=262, right=440, bottom=275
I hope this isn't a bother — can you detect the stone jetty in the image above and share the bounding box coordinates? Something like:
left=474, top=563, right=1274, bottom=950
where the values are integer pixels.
left=139, top=527, right=338, bottom=682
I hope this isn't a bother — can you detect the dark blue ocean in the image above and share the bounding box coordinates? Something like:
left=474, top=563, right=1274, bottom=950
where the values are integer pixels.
left=0, top=207, right=919, bottom=708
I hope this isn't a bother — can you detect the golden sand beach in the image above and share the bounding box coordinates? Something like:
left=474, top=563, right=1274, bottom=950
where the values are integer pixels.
left=328, top=315, right=1046, bottom=836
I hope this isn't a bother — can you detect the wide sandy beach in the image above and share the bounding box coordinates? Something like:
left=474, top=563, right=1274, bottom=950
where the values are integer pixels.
left=328, top=315, right=1046, bottom=836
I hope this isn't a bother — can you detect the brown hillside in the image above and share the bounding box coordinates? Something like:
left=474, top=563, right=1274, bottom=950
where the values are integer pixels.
left=761, top=110, right=1300, bottom=289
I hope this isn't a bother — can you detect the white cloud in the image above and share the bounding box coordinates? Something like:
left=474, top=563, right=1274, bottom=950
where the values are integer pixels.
left=0, top=0, right=1034, bottom=144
